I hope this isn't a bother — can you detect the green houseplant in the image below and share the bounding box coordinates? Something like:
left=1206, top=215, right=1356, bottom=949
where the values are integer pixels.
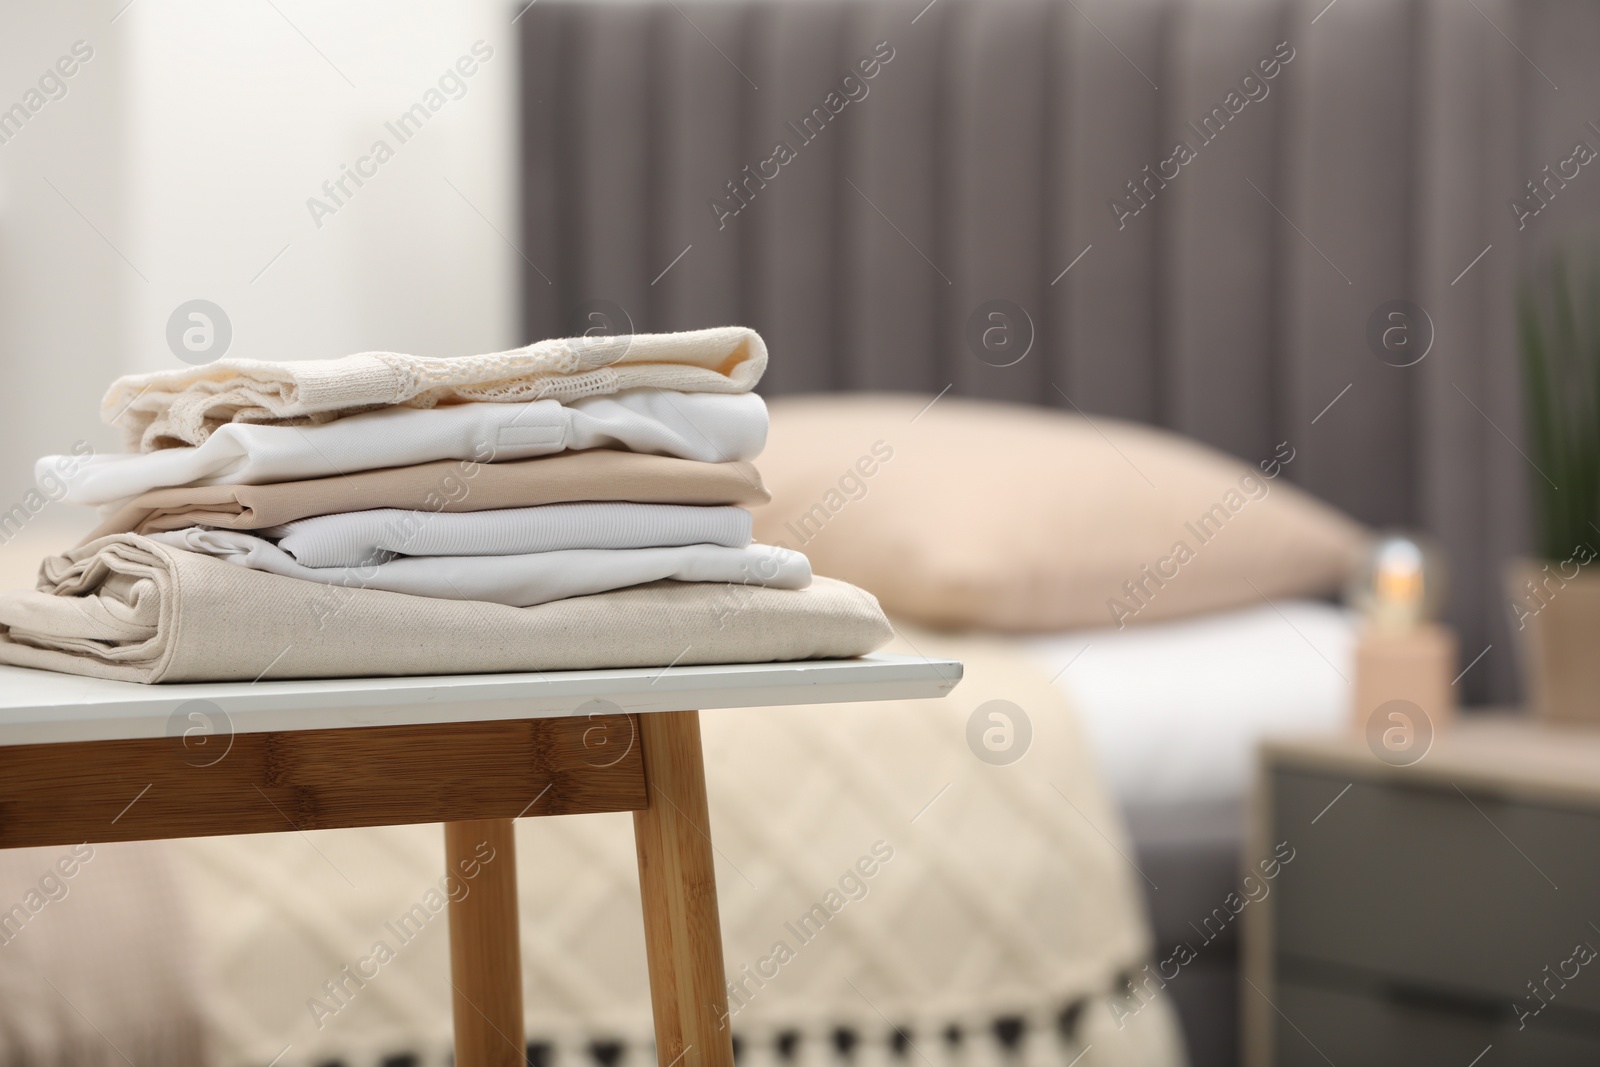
left=1514, top=248, right=1600, bottom=722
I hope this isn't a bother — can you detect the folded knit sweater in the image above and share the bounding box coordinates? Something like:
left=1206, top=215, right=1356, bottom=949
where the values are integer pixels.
left=104, top=326, right=768, bottom=451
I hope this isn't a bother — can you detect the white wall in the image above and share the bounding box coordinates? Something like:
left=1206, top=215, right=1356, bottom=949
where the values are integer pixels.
left=0, top=0, right=128, bottom=536
left=0, top=0, right=521, bottom=542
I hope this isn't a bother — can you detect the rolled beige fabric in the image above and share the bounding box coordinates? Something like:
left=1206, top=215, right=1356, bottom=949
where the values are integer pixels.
left=84, top=452, right=769, bottom=542
left=0, top=535, right=890, bottom=683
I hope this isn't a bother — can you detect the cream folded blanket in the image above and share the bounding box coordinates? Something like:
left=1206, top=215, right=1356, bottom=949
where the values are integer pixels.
left=264, top=503, right=752, bottom=567
left=147, top=529, right=810, bottom=607
left=105, top=326, right=768, bottom=451
left=85, top=453, right=769, bottom=541
left=0, top=535, right=887, bottom=683
left=48, top=392, right=768, bottom=508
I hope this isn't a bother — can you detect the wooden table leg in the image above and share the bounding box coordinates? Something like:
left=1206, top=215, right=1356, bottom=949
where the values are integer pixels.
left=446, top=818, right=526, bottom=1067
left=633, top=710, right=736, bottom=1067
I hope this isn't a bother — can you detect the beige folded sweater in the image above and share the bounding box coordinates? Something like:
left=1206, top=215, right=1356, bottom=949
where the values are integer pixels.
left=86, top=452, right=768, bottom=541
left=0, top=535, right=890, bottom=683
left=105, top=327, right=768, bottom=451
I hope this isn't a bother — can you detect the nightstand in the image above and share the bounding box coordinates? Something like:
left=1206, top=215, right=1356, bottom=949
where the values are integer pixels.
left=1244, top=716, right=1600, bottom=1066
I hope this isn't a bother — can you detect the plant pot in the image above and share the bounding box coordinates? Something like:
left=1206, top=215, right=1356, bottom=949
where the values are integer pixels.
left=1507, top=558, right=1600, bottom=723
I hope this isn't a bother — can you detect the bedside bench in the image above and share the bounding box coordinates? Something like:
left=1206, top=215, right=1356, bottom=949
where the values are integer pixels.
left=0, top=654, right=962, bottom=1067
left=1244, top=716, right=1600, bottom=1066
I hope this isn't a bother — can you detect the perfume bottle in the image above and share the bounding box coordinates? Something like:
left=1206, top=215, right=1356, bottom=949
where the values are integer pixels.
left=1349, top=534, right=1458, bottom=738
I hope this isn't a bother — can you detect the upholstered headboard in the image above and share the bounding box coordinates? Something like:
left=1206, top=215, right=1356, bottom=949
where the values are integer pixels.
left=519, top=0, right=1600, bottom=702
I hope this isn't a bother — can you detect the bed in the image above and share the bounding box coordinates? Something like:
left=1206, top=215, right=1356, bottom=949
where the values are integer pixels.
left=511, top=2, right=1514, bottom=1058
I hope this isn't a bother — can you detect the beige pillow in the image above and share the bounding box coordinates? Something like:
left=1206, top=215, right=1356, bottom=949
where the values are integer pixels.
left=751, top=394, right=1370, bottom=631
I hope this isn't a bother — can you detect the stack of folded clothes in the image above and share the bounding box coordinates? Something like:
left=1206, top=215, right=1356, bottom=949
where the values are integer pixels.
left=0, top=328, right=892, bottom=683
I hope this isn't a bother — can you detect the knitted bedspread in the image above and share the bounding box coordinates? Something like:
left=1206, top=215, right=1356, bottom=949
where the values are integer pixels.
left=173, top=628, right=1187, bottom=1067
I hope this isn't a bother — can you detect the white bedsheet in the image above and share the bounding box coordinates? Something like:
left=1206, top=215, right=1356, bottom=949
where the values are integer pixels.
left=47, top=391, right=768, bottom=507
left=147, top=529, right=811, bottom=607
left=266, top=503, right=752, bottom=567
left=1020, top=600, right=1355, bottom=808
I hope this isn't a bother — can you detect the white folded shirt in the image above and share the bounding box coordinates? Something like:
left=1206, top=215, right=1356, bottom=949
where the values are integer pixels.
left=146, top=528, right=812, bottom=608
left=47, top=391, right=768, bottom=507
left=266, top=503, right=753, bottom=568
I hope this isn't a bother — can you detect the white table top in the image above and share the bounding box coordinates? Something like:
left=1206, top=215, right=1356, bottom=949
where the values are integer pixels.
left=0, top=654, right=963, bottom=747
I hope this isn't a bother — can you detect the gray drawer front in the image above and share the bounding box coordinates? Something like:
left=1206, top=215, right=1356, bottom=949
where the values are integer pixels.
left=1271, top=768, right=1600, bottom=1015
left=1276, top=980, right=1600, bottom=1067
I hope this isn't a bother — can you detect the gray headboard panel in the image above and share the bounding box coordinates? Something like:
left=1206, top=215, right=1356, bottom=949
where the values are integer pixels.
left=520, top=0, right=1600, bottom=703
